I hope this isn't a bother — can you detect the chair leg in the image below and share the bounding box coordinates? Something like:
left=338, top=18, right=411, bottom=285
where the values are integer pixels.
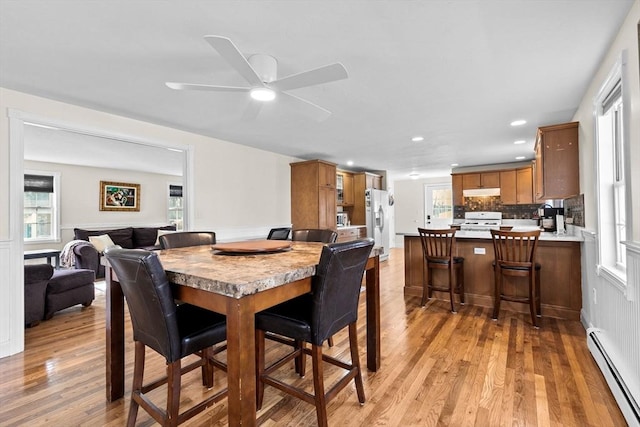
left=295, top=340, right=307, bottom=377
left=448, top=264, right=456, bottom=313
left=529, top=272, right=538, bottom=328
left=457, top=262, right=465, bottom=305
left=348, top=323, right=365, bottom=404
left=167, top=360, right=181, bottom=427
left=127, top=341, right=145, bottom=427
left=421, top=261, right=429, bottom=306
left=255, top=329, right=266, bottom=410
left=311, top=344, right=328, bottom=427
left=492, top=267, right=501, bottom=320
left=327, top=336, right=334, bottom=347
left=201, top=347, right=214, bottom=388
left=536, top=268, right=542, bottom=318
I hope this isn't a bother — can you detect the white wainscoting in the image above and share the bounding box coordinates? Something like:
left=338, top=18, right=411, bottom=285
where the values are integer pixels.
left=0, top=240, right=25, bottom=358
left=582, top=230, right=640, bottom=424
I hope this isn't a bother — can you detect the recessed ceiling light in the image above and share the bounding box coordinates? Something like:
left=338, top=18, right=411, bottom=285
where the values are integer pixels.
left=451, top=163, right=459, bottom=167
left=250, top=87, right=276, bottom=101
left=513, top=140, right=526, bottom=145
left=409, top=172, right=420, bottom=179
left=515, top=156, right=526, bottom=160
left=346, top=160, right=354, bottom=166
left=510, top=119, right=527, bottom=126
left=411, top=136, right=424, bottom=142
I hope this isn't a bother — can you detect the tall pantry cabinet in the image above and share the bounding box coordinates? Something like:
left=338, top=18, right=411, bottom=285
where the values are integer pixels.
left=290, top=160, right=337, bottom=230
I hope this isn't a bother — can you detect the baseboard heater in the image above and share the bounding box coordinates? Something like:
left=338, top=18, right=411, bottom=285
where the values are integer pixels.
left=587, top=328, right=640, bottom=426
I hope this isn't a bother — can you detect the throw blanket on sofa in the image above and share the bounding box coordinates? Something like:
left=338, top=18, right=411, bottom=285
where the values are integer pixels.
left=60, top=240, right=94, bottom=268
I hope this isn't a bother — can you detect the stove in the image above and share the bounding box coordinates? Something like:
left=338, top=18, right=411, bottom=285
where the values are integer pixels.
left=460, top=212, right=502, bottom=231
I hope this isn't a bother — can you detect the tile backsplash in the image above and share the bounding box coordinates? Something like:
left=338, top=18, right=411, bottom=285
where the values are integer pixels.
left=454, top=194, right=586, bottom=225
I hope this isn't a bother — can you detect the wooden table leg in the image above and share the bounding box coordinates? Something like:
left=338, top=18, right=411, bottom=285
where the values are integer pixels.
left=105, top=266, right=125, bottom=401
left=365, top=255, right=381, bottom=371
left=225, top=296, right=257, bottom=426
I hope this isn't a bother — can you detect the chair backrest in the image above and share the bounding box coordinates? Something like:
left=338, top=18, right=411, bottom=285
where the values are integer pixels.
left=104, top=247, right=182, bottom=362
left=310, top=238, right=374, bottom=345
left=292, top=228, right=338, bottom=243
left=417, top=228, right=456, bottom=262
left=159, top=231, right=216, bottom=249
left=267, top=227, right=291, bottom=240
left=490, top=229, right=540, bottom=269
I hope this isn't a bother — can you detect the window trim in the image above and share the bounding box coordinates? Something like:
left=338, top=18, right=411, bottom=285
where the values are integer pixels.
left=23, top=169, right=61, bottom=245
left=593, top=50, right=632, bottom=290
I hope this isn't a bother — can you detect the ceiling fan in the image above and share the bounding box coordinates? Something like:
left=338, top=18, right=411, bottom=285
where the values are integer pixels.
left=166, top=35, right=348, bottom=121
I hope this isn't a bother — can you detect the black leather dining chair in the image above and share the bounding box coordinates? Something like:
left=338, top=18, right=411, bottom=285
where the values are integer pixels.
left=291, top=228, right=337, bottom=244
left=104, top=247, right=227, bottom=427
left=159, top=231, right=216, bottom=249
left=267, top=227, right=291, bottom=240
left=255, top=238, right=374, bottom=427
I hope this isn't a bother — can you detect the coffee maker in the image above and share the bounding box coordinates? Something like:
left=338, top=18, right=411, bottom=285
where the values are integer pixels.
left=542, top=207, right=564, bottom=232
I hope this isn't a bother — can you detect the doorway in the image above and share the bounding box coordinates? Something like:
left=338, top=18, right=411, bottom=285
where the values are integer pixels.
left=423, top=183, right=453, bottom=228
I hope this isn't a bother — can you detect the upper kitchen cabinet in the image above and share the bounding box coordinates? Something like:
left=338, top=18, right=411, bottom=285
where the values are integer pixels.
left=336, top=170, right=354, bottom=206
left=452, top=174, right=463, bottom=206
left=534, top=122, right=579, bottom=200
left=462, top=171, right=500, bottom=189
left=500, top=167, right=533, bottom=204
left=291, top=160, right=337, bottom=230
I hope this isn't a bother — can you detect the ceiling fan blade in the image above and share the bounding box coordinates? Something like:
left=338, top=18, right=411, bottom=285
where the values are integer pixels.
left=166, top=82, right=250, bottom=92
left=281, top=92, right=332, bottom=122
left=269, top=63, right=348, bottom=91
left=204, top=35, right=264, bottom=87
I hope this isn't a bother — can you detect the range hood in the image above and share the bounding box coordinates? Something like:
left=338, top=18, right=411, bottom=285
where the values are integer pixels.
left=462, top=188, right=501, bottom=197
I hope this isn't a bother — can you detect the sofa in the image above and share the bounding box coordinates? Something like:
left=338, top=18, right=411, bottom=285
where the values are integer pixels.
left=73, top=225, right=176, bottom=278
left=24, top=264, right=96, bottom=325
left=24, top=264, right=54, bottom=327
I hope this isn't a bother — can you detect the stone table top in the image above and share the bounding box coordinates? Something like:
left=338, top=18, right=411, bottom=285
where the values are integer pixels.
left=158, top=241, right=380, bottom=299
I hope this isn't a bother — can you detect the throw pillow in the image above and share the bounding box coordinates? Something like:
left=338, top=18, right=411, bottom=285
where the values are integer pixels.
left=155, top=229, right=177, bottom=246
left=89, top=234, right=116, bottom=253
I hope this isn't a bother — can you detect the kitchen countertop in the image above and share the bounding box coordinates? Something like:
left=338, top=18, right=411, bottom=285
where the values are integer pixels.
left=399, top=226, right=583, bottom=242
left=336, top=224, right=366, bottom=229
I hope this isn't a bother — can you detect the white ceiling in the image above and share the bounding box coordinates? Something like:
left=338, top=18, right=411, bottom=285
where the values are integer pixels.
left=1, top=0, right=635, bottom=180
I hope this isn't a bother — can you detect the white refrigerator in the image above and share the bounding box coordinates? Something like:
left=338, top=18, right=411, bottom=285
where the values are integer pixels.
left=365, top=188, right=389, bottom=261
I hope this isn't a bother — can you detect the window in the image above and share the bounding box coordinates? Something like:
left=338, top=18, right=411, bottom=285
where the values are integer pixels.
left=24, top=172, right=60, bottom=242
left=595, top=52, right=629, bottom=283
left=168, top=184, right=184, bottom=231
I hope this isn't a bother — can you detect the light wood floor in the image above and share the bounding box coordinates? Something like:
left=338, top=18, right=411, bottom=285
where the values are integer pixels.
left=0, top=248, right=626, bottom=426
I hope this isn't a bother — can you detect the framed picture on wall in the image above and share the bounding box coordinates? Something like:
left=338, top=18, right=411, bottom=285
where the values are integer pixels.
left=99, top=181, right=140, bottom=211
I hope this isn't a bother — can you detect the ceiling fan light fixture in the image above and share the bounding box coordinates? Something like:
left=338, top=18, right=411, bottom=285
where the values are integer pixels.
left=250, top=87, right=276, bottom=101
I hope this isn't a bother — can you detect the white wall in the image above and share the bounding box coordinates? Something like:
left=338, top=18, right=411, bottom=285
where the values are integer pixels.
left=0, top=88, right=297, bottom=357
left=572, top=1, right=640, bottom=416
left=24, top=160, right=182, bottom=249
left=393, top=176, right=451, bottom=246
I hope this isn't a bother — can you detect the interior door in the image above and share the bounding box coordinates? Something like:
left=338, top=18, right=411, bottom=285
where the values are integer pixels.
left=424, top=184, right=453, bottom=228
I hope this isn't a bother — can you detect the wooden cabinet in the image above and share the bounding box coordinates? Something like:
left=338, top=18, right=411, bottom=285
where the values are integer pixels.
left=336, top=226, right=367, bottom=243
left=337, top=170, right=354, bottom=206
left=461, top=171, right=500, bottom=189
left=290, top=160, right=337, bottom=230
left=534, top=122, right=579, bottom=200
left=500, top=167, right=533, bottom=205
left=516, top=167, right=533, bottom=204
left=452, top=174, right=463, bottom=206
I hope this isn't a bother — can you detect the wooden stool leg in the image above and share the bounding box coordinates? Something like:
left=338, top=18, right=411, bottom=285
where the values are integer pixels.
left=311, top=344, right=328, bottom=427
left=349, top=323, right=365, bottom=404
left=127, top=341, right=145, bottom=427
left=421, top=261, right=429, bottom=306
left=492, top=266, right=501, bottom=320
left=458, top=262, right=465, bottom=304
left=529, top=271, right=538, bottom=328
left=167, top=360, right=181, bottom=427
left=448, top=264, right=456, bottom=313
left=536, top=268, right=542, bottom=318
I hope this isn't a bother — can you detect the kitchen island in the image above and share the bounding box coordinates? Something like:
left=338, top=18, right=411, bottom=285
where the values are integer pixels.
left=403, top=229, right=582, bottom=320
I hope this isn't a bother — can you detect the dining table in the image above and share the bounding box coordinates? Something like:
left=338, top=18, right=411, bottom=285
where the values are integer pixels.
left=103, top=240, right=382, bottom=426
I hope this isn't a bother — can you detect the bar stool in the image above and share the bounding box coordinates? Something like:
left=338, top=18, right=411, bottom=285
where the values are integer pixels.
left=417, top=228, right=465, bottom=313
left=490, top=229, right=541, bottom=327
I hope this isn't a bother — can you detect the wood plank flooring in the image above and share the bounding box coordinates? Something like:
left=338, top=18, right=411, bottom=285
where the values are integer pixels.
left=0, top=248, right=626, bottom=426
